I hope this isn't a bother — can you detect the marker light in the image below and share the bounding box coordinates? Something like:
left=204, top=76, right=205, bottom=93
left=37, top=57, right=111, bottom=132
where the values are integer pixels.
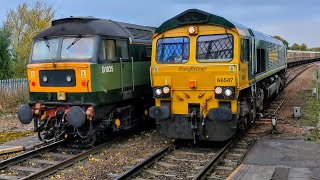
left=57, top=92, right=66, bottom=100
left=188, top=26, right=198, bottom=34
left=163, top=87, right=170, bottom=94
left=215, top=87, right=223, bottom=94
left=31, top=82, right=36, bottom=87
left=189, top=80, right=196, bottom=88
left=81, top=81, right=87, bottom=87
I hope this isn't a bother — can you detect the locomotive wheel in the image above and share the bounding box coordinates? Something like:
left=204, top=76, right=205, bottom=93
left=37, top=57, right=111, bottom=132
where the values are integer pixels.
left=37, top=125, right=55, bottom=142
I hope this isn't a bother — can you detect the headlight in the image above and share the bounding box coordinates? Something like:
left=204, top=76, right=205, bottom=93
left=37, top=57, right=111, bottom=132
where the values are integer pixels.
left=215, top=87, right=223, bottom=94
left=66, top=75, right=72, bottom=83
left=155, top=88, right=162, bottom=96
left=163, top=87, right=170, bottom=94
left=224, top=88, right=233, bottom=97
left=215, top=86, right=235, bottom=99
left=43, top=76, right=48, bottom=83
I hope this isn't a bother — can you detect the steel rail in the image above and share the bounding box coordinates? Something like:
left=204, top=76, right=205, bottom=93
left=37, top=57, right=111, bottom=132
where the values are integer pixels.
left=286, top=64, right=310, bottom=78
left=0, top=140, right=64, bottom=170
left=116, top=143, right=176, bottom=180
left=23, top=138, right=120, bottom=180
left=286, top=63, right=315, bottom=85
left=192, top=139, right=235, bottom=180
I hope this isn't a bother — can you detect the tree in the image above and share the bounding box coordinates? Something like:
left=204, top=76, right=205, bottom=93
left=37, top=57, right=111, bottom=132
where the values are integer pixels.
left=5, top=1, right=55, bottom=77
left=291, top=43, right=301, bottom=50
left=300, top=43, right=307, bottom=51
left=273, top=35, right=289, bottom=49
left=0, top=27, right=15, bottom=79
left=290, top=43, right=308, bottom=51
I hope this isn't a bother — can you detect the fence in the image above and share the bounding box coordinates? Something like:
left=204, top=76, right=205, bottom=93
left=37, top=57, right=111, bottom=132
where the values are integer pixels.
left=0, top=78, right=29, bottom=96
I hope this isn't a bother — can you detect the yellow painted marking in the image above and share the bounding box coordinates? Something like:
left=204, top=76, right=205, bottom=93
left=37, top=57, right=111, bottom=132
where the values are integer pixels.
left=81, top=70, right=86, bottom=78
left=229, top=65, right=235, bottom=74
left=31, top=71, right=35, bottom=78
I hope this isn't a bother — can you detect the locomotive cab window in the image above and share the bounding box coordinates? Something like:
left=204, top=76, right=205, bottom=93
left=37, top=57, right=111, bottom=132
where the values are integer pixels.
left=196, top=34, right=233, bottom=62
left=99, top=39, right=116, bottom=61
left=156, top=37, right=190, bottom=64
left=118, top=40, right=129, bottom=60
left=241, top=38, right=250, bottom=62
left=61, top=37, right=94, bottom=60
left=31, top=38, right=59, bottom=61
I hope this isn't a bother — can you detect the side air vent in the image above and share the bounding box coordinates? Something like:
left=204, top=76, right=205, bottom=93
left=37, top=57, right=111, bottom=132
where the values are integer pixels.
left=126, top=28, right=153, bottom=40
left=177, top=10, right=210, bottom=24
left=52, top=17, right=98, bottom=26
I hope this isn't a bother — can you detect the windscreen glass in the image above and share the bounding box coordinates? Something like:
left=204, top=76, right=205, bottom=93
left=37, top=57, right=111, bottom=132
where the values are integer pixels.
left=61, top=37, right=94, bottom=59
left=156, top=37, right=190, bottom=64
left=31, top=39, right=59, bottom=61
left=196, top=34, right=233, bottom=62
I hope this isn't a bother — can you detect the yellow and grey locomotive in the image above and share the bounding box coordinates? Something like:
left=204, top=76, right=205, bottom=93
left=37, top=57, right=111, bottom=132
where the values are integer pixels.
left=149, top=9, right=287, bottom=142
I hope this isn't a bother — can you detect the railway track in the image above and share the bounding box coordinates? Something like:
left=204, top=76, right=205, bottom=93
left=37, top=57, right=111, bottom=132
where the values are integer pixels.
left=0, top=139, right=116, bottom=180
left=116, top=133, right=262, bottom=180
left=1, top=63, right=316, bottom=180
left=117, top=63, right=316, bottom=180
left=286, top=63, right=316, bottom=84
left=116, top=141, right=232, bottom=179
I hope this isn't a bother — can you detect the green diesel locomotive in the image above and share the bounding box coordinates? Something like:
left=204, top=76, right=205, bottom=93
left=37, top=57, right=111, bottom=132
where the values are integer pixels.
left=18, top=17, right=155, bottom=144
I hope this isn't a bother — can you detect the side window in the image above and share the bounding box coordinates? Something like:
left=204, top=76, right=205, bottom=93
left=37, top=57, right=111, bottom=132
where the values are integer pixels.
left=241, top=39, right=250, bottom=62
left=256, top=48, right=266, bottom=74
left=118, top=40, right=129, bottom=59
left=99, top=39, right=116, bottom=61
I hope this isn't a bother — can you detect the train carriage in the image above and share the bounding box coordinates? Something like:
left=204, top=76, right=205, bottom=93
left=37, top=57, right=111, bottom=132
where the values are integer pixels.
left=18, top=17, right=155, bottom=144
left=287, top=50, right=320, bottom=67
left=149, top=9, right=287, bottom=142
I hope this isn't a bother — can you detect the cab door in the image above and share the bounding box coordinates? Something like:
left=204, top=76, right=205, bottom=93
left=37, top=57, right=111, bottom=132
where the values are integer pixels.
left=95, top=38, right=121, bottom=95
left=118, top=39, right=134, bottom=94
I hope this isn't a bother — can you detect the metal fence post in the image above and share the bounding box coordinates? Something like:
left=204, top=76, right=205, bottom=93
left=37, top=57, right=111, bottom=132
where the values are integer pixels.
left=317, top=68, right=319, bottom=101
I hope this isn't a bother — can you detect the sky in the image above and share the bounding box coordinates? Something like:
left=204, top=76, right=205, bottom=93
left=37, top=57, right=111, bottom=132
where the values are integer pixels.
left=0, top=0, right=319, bottom=48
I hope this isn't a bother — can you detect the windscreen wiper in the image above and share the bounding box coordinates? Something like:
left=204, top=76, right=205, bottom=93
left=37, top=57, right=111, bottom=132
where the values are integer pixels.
left=66, top=35, right=82, bottom=49
left=44, top=39, right=56, bottom=67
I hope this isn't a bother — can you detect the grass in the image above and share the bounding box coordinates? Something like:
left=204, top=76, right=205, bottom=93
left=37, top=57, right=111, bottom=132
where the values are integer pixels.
left=305, top=129, right=320, bottom=142
left=298, top=80, right=320, bottom=126
left=0, top=131, right=35, bottom=143
left=300, top=80, right=320, bottom=141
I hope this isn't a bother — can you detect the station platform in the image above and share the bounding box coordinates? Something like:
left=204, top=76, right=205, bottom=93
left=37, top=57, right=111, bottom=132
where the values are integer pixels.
left=227, top=138, right=320, bottom=179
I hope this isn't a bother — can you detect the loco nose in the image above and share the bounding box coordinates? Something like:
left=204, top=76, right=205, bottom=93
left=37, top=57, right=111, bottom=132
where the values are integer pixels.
left=18, top=104, right=33, bottom=124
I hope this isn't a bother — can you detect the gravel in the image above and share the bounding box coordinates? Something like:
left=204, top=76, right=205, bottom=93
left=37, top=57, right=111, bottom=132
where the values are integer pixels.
left=270, top=63, right=319, bottom=139
left=52, top=130, right=170, bottom=179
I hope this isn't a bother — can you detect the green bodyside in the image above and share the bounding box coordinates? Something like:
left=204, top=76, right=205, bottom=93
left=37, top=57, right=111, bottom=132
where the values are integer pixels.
left=90, top=60, right=150, bottom=95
